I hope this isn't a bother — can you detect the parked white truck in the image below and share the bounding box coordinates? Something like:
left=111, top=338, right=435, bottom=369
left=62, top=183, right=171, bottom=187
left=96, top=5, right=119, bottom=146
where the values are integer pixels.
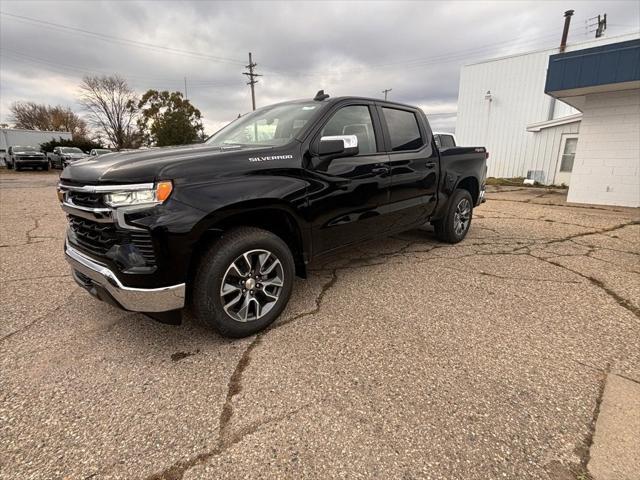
left=0, top=128, right=72, bottom=167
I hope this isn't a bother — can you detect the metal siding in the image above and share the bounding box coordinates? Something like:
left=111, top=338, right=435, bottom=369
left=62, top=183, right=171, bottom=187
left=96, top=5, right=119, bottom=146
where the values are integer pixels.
left=546, top=39, right=640, bottom=93
left=456, top=34, right=637, bottom=181
left=457, top=49, right=557, bottom=178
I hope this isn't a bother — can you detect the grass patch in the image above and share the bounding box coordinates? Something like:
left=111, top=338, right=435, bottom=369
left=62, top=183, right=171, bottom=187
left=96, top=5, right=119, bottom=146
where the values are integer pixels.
left=486, top=177, right=568, bottom=189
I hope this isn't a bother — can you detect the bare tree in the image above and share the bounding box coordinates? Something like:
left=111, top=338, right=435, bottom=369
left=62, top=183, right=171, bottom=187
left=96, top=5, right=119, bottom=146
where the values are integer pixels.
left=10, top=101, right=89, bottom=139
left=78, top=75, right=140, bottom=149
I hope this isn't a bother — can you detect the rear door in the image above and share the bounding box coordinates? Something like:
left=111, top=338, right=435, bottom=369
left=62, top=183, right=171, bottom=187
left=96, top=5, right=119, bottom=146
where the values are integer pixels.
left=377, top=105, right=439, bottom=231
left=304, top=102, right=391, bottom=254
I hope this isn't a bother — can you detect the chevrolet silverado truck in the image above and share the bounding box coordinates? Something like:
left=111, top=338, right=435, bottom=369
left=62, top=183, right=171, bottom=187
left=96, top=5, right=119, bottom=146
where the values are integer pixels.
left=6, top=145, right=48, bottom=171
left=48, top=146, right=87, bottom=169
left=58, top=92, right=487, bottom=337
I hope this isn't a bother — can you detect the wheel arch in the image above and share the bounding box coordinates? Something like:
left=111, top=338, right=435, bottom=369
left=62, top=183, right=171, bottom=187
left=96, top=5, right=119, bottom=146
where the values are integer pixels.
left=456, top=176, right=480, bottom=205
left=188, top=201, right=310, bottom=291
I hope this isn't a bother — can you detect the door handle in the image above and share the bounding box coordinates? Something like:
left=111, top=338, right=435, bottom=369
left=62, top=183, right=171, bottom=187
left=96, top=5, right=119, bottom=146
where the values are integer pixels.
left=425, top=161, right=437, bottom=169
left=372, top=167, right=389, bottom=174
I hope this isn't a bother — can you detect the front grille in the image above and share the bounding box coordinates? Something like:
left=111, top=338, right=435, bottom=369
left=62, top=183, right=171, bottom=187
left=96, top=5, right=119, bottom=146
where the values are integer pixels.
left=69, top=216, right=118, bottom=255
left=129, top=231, right=156, bottom=265
left=68, top=191, right=106, bottom=208
left=68, top=215, right=156, bottom=266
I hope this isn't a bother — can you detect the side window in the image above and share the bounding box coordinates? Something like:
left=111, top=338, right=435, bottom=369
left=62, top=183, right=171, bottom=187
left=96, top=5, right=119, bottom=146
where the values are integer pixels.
left=382, top=108, right=423, bottom=152
left=560, top=137, right=578, bottom=172
left=320, top=105, right=377, bottom=155
left=441, top=135, right=455, bottom=149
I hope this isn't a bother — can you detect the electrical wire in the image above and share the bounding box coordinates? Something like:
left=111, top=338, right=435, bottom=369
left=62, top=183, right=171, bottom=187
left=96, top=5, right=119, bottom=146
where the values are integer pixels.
left=0, top=11, right=246, bottom=66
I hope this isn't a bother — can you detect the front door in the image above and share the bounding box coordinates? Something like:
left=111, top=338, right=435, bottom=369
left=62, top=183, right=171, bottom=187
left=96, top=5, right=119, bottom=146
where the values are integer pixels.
left=555, top=135, right=578, bottom=186
left=304, top=103, right=391, bottom=254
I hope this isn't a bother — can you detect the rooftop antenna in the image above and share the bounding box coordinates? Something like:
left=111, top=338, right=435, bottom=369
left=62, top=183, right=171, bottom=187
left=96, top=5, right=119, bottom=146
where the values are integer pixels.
left=587, top=13, right=607, bottom=38
left=314, top=90, right=329, bottom=101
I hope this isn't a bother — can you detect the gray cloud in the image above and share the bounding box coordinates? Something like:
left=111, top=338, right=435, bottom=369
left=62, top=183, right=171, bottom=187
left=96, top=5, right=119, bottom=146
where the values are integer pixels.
left=1, top=0, right=638, bottom=136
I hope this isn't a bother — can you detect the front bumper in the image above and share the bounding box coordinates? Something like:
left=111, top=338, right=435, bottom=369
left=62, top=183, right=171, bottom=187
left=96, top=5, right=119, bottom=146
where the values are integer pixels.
left=16, top=158, right=47, bottom=167
left=65, top=242, right=185, bottom=312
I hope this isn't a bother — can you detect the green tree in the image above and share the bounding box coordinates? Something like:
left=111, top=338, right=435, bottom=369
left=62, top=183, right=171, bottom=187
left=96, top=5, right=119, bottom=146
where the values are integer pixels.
left=39, top=137, right=104, bottom=153
left=136, top=90, right=204, bottom=146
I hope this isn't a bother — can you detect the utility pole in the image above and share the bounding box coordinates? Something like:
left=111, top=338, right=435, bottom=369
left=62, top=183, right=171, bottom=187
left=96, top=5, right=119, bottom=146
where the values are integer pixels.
left=243, top=52, right=262, bottom=111
left=184, top=77, right=188, bottom=100
left=382, top=88, right=392, bottom=101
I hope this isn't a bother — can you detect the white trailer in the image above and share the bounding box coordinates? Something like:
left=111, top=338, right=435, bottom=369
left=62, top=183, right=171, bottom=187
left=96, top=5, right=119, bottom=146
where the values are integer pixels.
left=0, top=128, right=72, bottom=166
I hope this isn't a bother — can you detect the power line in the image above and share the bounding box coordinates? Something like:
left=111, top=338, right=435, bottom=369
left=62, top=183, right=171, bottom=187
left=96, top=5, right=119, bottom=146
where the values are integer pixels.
left=1, top=48, right=242, bottom=88
left=0, top=11, right=246, bottom=66
left=260, top=29, right=568, bottom=77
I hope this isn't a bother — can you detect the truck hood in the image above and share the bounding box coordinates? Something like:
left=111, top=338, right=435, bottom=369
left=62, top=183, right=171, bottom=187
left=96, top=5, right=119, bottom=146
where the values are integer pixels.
left=60, top=144, right=290, bottom=184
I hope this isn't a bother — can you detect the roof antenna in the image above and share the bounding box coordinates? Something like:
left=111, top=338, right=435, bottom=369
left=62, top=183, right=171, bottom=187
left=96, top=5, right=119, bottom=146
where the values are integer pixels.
left=314, top=90, right=329, bottom=101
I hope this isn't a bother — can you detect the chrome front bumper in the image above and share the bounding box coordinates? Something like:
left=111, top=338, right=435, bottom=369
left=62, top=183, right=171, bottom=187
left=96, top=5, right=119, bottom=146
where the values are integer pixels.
left=65, top=243, right=185, bottom=312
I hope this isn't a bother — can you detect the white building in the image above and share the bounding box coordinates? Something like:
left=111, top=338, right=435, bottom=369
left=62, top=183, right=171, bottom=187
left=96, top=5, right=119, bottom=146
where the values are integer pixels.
left=455, top=32, right=639, bottom=207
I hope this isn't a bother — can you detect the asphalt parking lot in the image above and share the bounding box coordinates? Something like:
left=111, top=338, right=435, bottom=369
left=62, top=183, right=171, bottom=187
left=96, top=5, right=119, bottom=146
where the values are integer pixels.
left=1, top=169, right=639, bottom=480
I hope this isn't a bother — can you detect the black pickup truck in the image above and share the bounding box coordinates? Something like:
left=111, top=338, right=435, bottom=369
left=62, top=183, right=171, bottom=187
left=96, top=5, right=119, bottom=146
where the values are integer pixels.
left=58, top=92, right=487, bottom=337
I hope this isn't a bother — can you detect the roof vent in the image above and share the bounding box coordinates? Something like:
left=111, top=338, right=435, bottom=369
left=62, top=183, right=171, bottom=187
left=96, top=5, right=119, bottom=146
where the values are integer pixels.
left=314, top=90, right=329, bottom=101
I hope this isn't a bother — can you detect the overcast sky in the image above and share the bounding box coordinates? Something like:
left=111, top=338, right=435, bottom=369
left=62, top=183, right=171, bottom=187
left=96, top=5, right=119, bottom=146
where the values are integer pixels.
left=1, top=0, right=638, bottom=136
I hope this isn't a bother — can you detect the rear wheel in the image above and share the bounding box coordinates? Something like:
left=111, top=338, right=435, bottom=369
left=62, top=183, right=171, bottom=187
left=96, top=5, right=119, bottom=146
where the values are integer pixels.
left=192, top=227, right=295, bottom=338
left=433, top=189, right=474, bottom=243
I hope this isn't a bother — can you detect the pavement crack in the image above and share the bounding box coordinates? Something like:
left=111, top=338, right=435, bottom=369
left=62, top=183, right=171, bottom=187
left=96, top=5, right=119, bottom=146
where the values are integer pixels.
left=535, top=256, right=639, bottom=320
left=146, top=271, right=340, bottom=480
left=0, top=286, right=80, bottom=343
left=576, top=366, right=609, bottom=476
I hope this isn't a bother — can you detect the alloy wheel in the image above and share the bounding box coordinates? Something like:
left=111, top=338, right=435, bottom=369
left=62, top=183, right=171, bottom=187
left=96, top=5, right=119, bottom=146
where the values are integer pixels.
left=453, top=198, right=471, bottom=237
left=219, top=249, right=284, bottom=322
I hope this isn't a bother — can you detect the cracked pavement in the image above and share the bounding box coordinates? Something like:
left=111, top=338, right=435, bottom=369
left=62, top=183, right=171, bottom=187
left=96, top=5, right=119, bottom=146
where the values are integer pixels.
left=1, top=170, right=639, bottom=480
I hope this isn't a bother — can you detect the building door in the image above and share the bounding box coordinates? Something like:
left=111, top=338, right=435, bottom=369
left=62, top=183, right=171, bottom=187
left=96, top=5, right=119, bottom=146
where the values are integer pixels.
left=555, top=135, right=578, bottom=186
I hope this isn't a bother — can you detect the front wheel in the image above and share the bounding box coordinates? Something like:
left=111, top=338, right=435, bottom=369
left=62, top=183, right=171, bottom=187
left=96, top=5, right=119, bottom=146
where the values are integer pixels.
left=432, top=189, right=474, bottom=243
left=192, top=227, right=295, bottom=338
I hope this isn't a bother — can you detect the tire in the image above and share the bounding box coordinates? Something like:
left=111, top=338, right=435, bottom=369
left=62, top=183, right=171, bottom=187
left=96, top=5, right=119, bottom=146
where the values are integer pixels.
left=192, top=227, right=295, bottom=338
left=433, top=189, right=474, bottom=244
left=43, top=163, right=50, bottom=171
left=14, top=164, right=21, bottom=172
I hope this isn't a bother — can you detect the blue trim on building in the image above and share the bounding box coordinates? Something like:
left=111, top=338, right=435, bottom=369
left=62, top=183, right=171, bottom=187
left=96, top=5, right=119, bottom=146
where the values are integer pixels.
left=545, top=39, right=640, bottom=94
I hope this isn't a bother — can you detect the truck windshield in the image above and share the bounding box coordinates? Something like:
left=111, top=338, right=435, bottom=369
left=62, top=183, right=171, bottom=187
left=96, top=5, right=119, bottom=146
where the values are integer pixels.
left=14, top=146, right=38, bottom=152
left=61, top=147, right=83, bottom=153
left=206, top=102, right=322, bottom=148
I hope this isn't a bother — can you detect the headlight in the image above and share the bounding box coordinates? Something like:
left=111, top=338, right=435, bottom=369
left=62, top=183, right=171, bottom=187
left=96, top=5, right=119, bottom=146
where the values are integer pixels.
left=104, top=181, right=173, bottom=207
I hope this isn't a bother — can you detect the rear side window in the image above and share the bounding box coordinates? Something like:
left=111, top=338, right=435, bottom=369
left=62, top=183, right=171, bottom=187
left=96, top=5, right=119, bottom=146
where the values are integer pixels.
left=440, top=134, right=456, bottom=149
left=382, top=108, right=423, bottom=152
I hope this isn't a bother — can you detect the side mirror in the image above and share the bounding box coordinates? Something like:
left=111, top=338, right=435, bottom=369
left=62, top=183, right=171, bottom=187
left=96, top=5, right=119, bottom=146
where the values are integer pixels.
left=318, top=135, right=358, bottom=157
left=310, top=135, right=359, bottom=170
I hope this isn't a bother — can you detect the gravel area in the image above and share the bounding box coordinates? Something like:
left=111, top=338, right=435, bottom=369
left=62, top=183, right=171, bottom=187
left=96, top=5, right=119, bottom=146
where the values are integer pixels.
left=1, top=170, right=638, bottom=479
